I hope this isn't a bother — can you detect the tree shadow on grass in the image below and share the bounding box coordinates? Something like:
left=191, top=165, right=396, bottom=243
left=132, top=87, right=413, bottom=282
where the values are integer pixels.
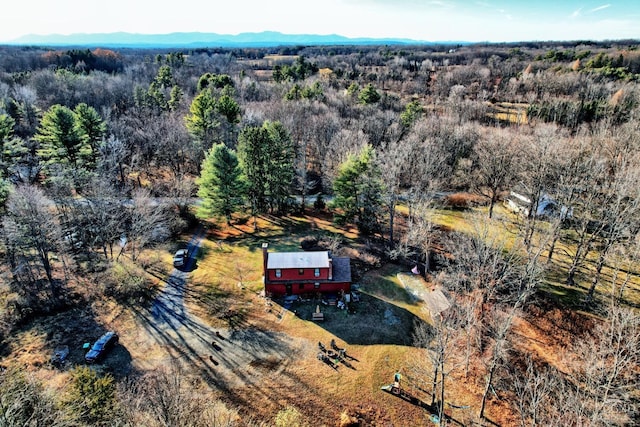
left=540, top=282, right=588, bottom=309
left=282, top=292, right=430, bottom=346
left=220, top=214, right=358, bottom=253
left=380, top=385, right=467, bottom=426
left=7, top=305, right=134, bottom=379
left=130, top=299, right=332, bottom=422
left=129, top=263, right=313, bottom=417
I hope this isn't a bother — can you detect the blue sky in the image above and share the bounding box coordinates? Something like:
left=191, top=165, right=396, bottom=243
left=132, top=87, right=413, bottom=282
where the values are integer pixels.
left=2, top=0, right=638, bottom=43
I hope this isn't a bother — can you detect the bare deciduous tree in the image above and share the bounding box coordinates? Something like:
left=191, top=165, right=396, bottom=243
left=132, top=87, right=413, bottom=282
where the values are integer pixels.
left=323, top=127, right=368, bottom=187
left=118, top=364, right=239, bottom=427
left=81, top=179, right=129, bottom=260
left=378, top=138, right=412, bottom=248
left=412, top=311, right=460, bottom=424
left=564, top=304, right=640, bottom=425
left=514, top=124, right=563, bottom=250
left=510, top=356, right=563, bottom=427
left=544, top=133, right=595, bottom=263
left=584, top=129, right=640, bottom=302
left=607, top=229, right=640, bottom=303
left=3, top=184, right=63, bottom=301
left=123, top=188, right=171, bottom=261
left=97, top=135, right=130, bottom=188
left=472, top=127, right=518, bottom=218
left=445, top=215, right=523, bottom=305
left=405, top=199, right=438, bottom=274
left=479, top=277, right=540, bottom=420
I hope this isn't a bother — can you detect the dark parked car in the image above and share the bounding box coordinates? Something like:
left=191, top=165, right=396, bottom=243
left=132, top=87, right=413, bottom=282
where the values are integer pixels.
left=85, top=331, right=118, bottom=363
left=173, top=248, right=189, bottom=268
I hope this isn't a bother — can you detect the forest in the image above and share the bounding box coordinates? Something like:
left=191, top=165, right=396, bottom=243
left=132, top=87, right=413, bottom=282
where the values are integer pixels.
left=0, top=39, right=639, bottom=426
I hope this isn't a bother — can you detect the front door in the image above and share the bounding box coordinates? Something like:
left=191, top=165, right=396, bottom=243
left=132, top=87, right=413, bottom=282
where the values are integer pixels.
left=285, top=284, right=292, bottom=296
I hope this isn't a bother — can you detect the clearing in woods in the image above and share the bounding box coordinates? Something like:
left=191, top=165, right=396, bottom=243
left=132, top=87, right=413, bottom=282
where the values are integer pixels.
left=128, top=215, right=442, bottom=424
left=3, top=210, right=615, bottom=426
left=127, top=213, right=592, bottom=425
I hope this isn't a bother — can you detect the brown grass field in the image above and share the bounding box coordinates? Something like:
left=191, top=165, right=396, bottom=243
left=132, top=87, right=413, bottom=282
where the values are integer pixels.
left=486, top=101, right=529, bottom=125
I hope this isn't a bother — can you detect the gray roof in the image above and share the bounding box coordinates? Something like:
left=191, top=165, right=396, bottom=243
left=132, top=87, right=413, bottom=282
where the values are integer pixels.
left=267, top=251, right=330, bottom=269
left=331, top=257, right=352, bottom=283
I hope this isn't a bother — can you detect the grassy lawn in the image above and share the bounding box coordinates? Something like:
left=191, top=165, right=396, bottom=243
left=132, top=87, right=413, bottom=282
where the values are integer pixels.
left=189, top=202, right=640, bottom=316
left=422, top=203, right=640, bottom=310
left=145, top=203, right=639, bottom=424
left=397, top=199, right=640, bottom=311
left=168, top=211, right=437, bottom=422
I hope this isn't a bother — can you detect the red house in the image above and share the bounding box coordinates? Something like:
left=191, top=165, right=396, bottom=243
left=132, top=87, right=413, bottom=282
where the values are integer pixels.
left=262, top=243, right=351, bottom=296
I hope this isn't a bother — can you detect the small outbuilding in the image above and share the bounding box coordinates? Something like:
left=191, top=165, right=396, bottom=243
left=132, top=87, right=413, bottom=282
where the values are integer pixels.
left=504, top=190, right=571, bottom=219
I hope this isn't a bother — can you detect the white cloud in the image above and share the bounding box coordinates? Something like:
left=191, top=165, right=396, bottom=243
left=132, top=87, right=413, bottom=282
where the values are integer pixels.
left=570, top=8, right=582, bottom=18
left=590, top=4, right=611, bottom=13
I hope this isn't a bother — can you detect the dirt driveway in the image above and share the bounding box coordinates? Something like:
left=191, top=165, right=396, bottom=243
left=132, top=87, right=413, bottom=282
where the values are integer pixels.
left=128, top=227, right=310, bottom=394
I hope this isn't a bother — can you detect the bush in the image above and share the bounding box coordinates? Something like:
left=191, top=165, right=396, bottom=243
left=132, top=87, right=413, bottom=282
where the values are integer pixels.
left=300, top=236, right=319, bottom=251
left=0, top=367, right=63, bottom=425
left=443, top=192, right=486, bottom=209
left=63, top=366, right=116, bottom=425
left=318, top=235, right=342, bottom=254
left=273, top=406, right=307, bottom=427
left=101, top=262, right=151, bottom=302
left=301, top=235, right=343, bottom=253
left=0, top=292, right=28, bottom=331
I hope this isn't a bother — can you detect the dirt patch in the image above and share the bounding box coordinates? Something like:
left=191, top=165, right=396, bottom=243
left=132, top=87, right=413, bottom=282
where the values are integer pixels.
left=397, top=272, right=451, bottom=317
left=511, top=297, right=597, bottom=373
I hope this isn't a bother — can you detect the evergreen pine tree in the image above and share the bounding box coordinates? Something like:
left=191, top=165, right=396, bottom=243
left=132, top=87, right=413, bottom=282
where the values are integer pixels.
left=197, top=143, right=244, bottom=224
left=333, top=145, right=383, bottom=235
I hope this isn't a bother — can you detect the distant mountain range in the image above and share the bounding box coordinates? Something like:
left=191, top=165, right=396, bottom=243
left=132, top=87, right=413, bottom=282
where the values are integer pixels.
left=3, top=31, right=442, bottom=48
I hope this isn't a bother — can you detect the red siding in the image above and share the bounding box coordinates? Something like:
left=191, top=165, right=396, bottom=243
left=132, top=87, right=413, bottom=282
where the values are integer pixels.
left=267, top=267, right=329, bottom=281
left=263, top=250, right=351, bottom=297
left=265, top=283, right=288, bottom=295
left=265, top=281, right=350, bottom=296
left=317, top=282, right=351, bottom=293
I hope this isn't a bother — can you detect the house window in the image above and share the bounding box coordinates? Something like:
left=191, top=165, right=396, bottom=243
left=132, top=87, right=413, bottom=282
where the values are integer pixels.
left=275, top=269, right=281, bottom=278
left=314, top=268, right=320, bottom=277
left=299, top=283, right=304, bottom=290
left=314, top=282, right=320, bottom=289
left=298, top=268, right=304, bottom=275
